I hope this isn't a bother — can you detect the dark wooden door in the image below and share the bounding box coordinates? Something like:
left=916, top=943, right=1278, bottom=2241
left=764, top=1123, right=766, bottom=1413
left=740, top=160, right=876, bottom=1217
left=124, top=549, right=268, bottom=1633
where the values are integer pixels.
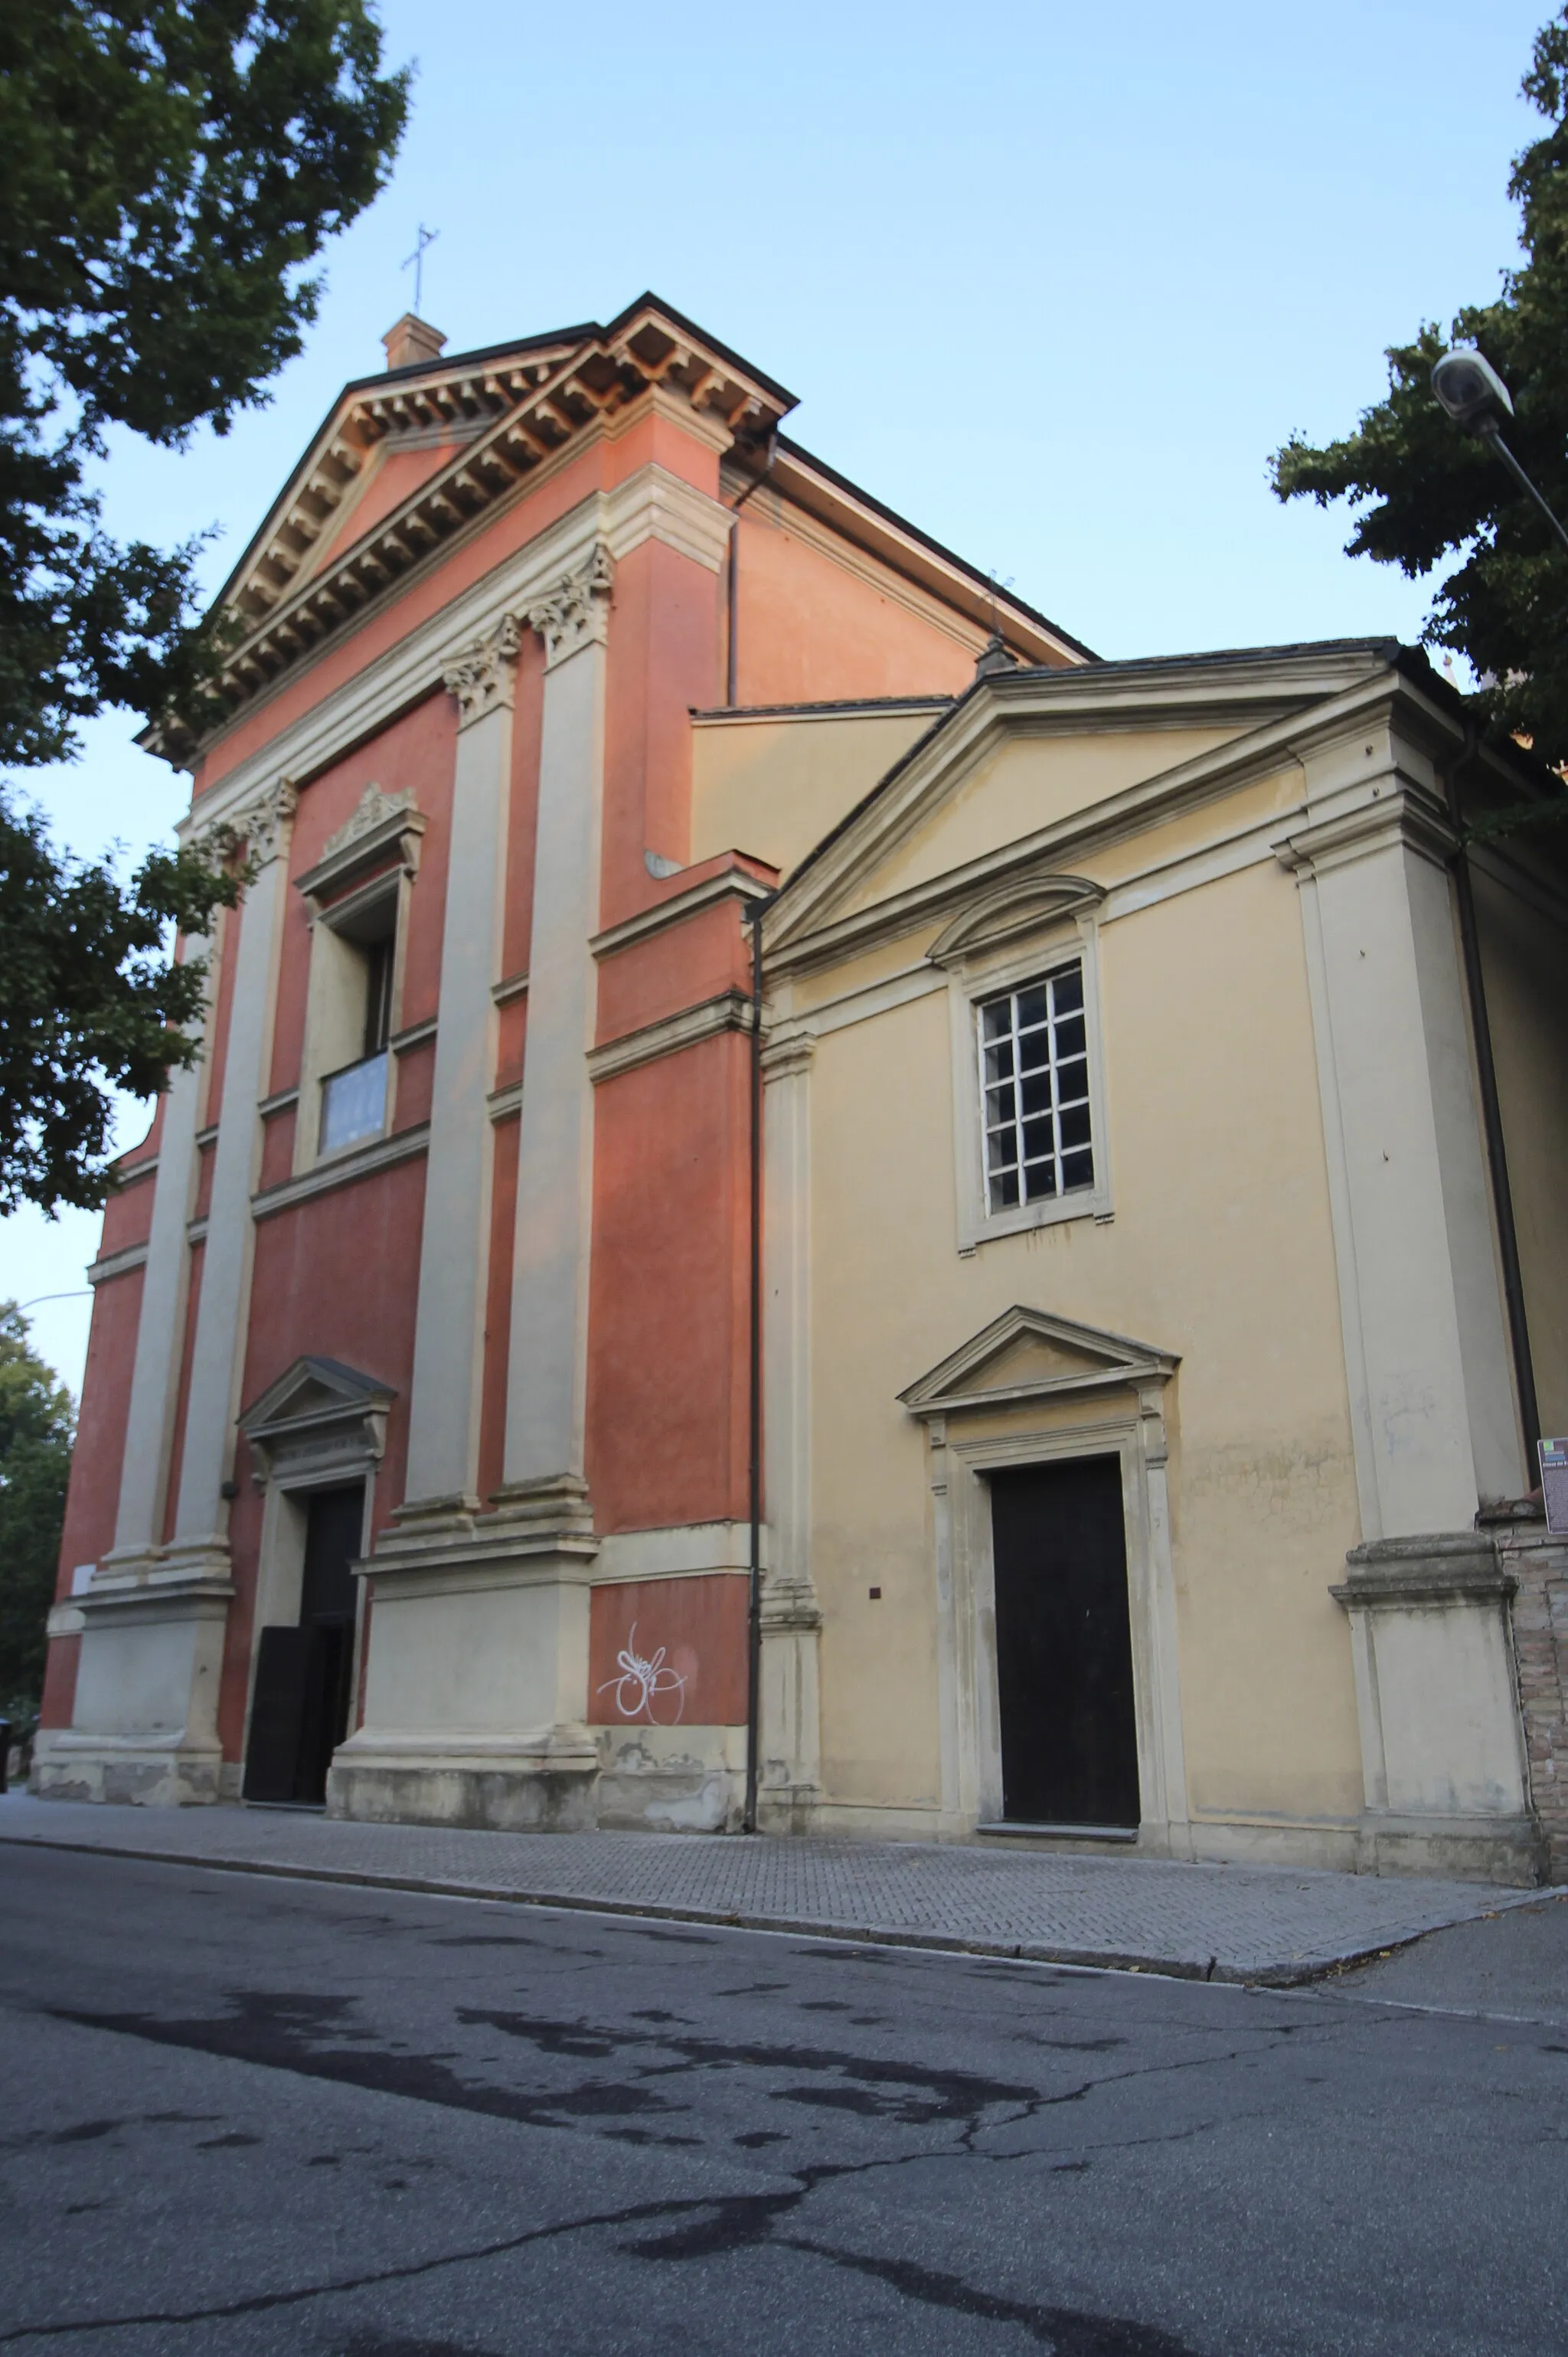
left=242, top=1485, right=363, bottom=1806
left=988, top=1456, right=1141, bottom=1829
left=242, top=1627, right=312, bottom=1804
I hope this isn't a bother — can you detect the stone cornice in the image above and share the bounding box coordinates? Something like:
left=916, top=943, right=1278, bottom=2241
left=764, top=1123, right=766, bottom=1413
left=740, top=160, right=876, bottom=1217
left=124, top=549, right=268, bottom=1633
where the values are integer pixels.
left=87, top=1241, right=151, bottom=1287
left=926, top=874, right=1105, bottom=969
left=155, top=302, right=792, bottom=759
left=175, top=468, right=727, bottom=843
left=899, top=1304, right=1178, bottom=1421
left=1333, top=1532, right=1514, bottom=1608
left=588, top=989, right=753, bottom=1084
left=250, top=1120, right=429, bottom=1221
left=296, top=784, right=424, bottom=901
left=1276, top=792, right=1457, bottom=880
left=765, top=657, right=1435, bottom=972
left=590, top=862, right=775, bottom=959
left=760, top=1032, right=815, bottom=1081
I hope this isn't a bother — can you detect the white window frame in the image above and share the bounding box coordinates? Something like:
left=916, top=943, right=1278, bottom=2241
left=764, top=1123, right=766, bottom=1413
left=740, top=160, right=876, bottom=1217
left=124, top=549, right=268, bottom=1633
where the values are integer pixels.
left=292, top=789, right=425, bottom=1176
left=295, top=868, right=406, bottom=1170
left=946, top=912, right=1112, bottom=1250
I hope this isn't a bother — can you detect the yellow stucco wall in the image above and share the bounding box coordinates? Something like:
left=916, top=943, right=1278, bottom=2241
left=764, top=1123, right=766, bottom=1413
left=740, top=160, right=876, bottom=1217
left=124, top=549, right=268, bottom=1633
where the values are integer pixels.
left=690, top=708, right=942, bottom=878
left=830, top=727, right=1250, bottom=917
left=794, top=757, right=1367, bottom=1834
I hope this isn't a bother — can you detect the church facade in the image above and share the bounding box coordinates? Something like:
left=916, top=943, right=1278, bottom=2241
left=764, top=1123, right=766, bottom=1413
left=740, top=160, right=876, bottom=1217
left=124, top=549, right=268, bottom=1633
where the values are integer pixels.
left=34, top=298, right=1568, bottom=1883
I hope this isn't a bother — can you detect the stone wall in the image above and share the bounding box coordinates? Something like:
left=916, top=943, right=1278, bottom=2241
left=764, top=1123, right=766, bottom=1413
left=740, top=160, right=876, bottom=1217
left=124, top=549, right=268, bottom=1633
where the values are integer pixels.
left=1488, top=1507, right=1568, bottom=1882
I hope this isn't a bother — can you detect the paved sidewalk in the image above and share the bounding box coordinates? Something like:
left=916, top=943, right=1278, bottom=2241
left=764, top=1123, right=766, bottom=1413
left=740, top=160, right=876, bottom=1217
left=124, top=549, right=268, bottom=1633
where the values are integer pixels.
left=0, top=1791, right=1553, bottom=1984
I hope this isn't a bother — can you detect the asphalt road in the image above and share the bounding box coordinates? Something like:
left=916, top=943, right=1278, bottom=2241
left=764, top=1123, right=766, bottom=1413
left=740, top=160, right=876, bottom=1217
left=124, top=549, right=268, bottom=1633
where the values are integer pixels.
left=2, top=1846, right=1566, bottom=2357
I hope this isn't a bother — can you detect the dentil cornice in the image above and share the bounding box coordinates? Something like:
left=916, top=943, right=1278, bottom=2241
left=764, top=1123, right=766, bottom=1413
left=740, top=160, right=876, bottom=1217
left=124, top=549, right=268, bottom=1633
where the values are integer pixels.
left=156, top=299, right=792, bottom=757
left=175, top=474, right=707, bottom=844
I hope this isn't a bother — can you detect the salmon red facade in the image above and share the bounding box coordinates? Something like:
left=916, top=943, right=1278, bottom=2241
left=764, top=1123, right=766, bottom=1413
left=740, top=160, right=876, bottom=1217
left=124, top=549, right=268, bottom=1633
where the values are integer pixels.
left=35, top=298, right=1086, bottom=1835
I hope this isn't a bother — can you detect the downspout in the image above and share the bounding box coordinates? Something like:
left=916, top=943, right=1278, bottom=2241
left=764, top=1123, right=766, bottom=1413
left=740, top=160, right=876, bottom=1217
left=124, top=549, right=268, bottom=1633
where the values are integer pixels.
left=1446, top=723, right=1540, bottom=1463
left=725, top=441, right=775, bottom=709
left=742, top=890, right=775, bottom=1833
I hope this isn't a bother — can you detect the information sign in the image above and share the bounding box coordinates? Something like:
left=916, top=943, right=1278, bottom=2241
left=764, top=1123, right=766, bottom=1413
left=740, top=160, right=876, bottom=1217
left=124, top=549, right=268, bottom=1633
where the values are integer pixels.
left=1540, top=1439, right=1568, bottom=1537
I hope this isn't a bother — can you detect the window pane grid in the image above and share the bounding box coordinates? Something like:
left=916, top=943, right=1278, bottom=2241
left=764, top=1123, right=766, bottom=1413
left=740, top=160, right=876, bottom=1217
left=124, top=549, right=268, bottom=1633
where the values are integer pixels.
left=978, top=964, right=1095, bottom=1214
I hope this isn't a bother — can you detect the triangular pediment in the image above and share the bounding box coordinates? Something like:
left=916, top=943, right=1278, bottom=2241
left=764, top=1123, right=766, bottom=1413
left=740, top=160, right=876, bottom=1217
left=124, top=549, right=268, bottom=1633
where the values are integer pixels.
left=240, top=1355, right=396, bottom=1441
left=155, top=296, right=798, bottom=760
left=767, top=644, right=1402, bottom=970
left=899, top=1306, right=1177, bottom=1418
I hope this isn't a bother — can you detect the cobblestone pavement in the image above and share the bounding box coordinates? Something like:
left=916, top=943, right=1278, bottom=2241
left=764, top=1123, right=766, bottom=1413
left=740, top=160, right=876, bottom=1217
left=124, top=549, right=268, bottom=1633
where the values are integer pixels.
left=0, top=1792, right=1554, bottom=1983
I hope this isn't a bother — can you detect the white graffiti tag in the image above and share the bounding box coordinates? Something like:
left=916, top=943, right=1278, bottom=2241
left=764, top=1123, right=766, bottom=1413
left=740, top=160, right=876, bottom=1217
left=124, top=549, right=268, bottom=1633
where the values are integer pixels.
left=597, top=1625, right=687, bottom=1724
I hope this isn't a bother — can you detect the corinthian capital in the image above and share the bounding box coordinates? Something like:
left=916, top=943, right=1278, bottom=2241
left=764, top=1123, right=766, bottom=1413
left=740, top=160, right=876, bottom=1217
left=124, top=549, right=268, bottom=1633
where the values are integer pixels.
left=526, top=544, right=615, bottom=670
left=443, top=614, right=522, bottom=727
left=191, top=776, right=296, bottom=868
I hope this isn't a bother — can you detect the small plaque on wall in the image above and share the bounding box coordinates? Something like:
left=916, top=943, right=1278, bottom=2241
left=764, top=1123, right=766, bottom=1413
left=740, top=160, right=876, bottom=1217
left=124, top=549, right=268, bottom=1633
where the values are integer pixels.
left=1540, top=1440, right=1568, bottom=1536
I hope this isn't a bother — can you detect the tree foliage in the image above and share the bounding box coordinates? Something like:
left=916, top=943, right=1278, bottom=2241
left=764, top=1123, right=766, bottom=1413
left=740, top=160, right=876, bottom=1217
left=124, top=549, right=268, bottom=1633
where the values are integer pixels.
left=0, top=803, right=249, bottom=1214
left=1, top=0, right=410, bottom=767
left=1272, top=11, right=1568, bottom=774
left=0, top=2, right=407, bottom=1212
left=0, top=1306, right=74, bottom=1725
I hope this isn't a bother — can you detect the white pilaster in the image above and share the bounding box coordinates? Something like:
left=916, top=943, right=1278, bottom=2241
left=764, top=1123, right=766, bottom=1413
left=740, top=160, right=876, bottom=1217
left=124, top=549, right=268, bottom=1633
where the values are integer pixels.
left=341, top=569, right=611, bottom=1834
left=170, top=781, right=296, bottom=1554
left=400, top=616, right=518, bottom=1507
left=103, top=940, right=207, bottom=1568
left=757, top=1030, right=822, bottom=1828
left=40, top=791, right=292, bottom=1806
left=1288, top=784, right=1524, bottom=1538
left=501, top=547, right=614, bottom=1494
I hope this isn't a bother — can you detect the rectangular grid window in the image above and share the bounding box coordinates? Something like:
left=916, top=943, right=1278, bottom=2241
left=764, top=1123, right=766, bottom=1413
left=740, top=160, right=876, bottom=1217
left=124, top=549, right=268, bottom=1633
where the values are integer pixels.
left=979, top=963, right=1094, bottom=1212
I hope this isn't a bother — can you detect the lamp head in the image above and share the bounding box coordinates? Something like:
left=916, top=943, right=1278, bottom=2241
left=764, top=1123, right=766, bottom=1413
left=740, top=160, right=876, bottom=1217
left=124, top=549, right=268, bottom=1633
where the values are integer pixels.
left=1431, top=346, right=1514, bottom=435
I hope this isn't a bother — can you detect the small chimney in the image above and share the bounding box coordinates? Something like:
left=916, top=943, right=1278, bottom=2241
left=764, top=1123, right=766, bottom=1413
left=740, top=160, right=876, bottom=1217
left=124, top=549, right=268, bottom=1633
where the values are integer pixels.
left=974, top=633, right=1020, bottom=681
left=382, top=313, right=447, bottom=372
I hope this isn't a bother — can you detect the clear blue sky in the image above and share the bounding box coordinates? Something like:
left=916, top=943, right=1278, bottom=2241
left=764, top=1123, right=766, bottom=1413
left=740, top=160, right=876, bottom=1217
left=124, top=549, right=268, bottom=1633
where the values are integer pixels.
left=4, top=0, right=1550, bottom=1393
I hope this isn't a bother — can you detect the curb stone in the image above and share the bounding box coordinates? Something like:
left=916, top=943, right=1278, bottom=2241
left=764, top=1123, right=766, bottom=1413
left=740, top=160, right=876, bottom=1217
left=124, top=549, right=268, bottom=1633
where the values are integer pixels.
left=3, top=1823, right=1544, bottom=1988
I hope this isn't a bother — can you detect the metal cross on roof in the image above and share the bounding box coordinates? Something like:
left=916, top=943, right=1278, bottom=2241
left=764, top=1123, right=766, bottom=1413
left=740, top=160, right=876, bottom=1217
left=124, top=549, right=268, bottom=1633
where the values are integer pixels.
left=401, top=222, right=439, bottom=315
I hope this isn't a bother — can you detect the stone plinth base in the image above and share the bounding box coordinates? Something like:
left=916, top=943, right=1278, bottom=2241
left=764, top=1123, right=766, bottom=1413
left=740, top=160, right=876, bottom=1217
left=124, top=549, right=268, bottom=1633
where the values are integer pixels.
left=335, top=1489, right=602, bottom=1832
left=33, top=1558, right=234, bottom=1808
left=594, top=1724, right=746, bottom=1832
left=31, top=1728, right=224, bottom=1808
left=328, top=1732, right=599, bottom=1832
left=756, top=1780, right=822, bottom=1838
left=1334, top=1532, right=1541, bottom=1886
left=1353, top=1809, right=1544, bottom=1886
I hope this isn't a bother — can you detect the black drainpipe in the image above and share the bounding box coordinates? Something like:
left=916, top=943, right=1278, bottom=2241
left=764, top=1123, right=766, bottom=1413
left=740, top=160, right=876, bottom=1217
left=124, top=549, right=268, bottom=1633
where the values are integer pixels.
left=1446, top=724, right=1540, bottom=1464
left=742, top=890, right=774, bottom=1834
left=725, top=442, right=775, bottom=708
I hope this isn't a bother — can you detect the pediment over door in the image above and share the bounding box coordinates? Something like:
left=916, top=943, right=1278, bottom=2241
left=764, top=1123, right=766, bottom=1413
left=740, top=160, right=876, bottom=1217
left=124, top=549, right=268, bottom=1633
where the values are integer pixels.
left=898, top=1306, right=1178, bottom=1420
left=239, top=1355, right=397, bottom=1483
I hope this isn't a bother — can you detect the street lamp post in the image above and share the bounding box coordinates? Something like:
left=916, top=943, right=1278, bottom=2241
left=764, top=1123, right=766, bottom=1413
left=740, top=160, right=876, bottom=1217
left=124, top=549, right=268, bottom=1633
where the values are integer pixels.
left=1431, top=346, right=1568, bottom=553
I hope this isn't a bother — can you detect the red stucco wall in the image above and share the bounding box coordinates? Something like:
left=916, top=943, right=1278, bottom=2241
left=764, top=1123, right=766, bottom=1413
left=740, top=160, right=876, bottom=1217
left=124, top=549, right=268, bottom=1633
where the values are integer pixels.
left=590, top=1573, right=749, bottom=1726
left=586, top=1030, right=751, bottom=1535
